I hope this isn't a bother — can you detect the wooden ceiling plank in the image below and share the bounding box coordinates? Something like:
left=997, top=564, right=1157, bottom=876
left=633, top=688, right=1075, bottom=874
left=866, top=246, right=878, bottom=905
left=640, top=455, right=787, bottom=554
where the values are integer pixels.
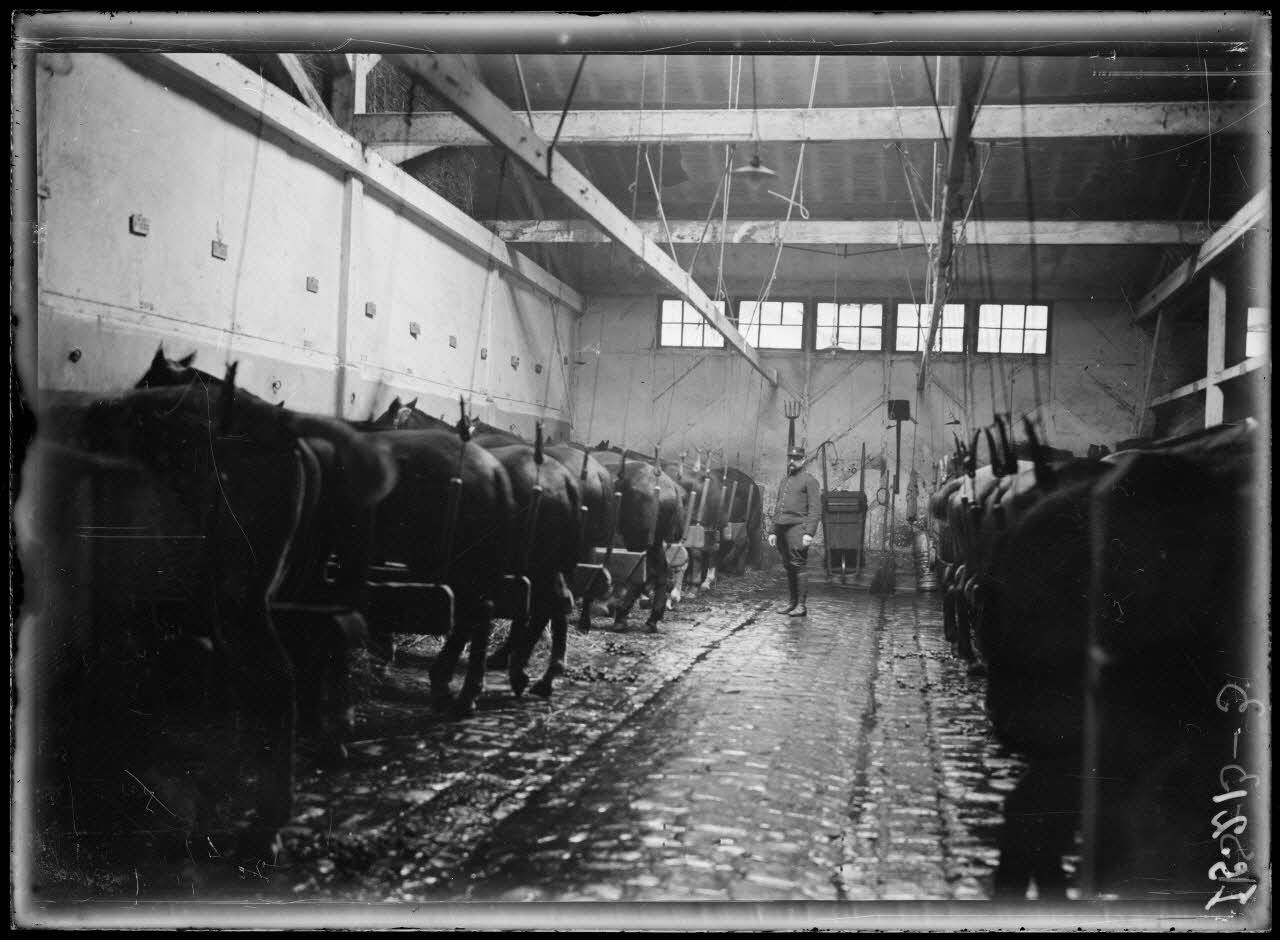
left=352, top=100, right=1256, bottom=153
left=383, top=52, right=776, bottom=388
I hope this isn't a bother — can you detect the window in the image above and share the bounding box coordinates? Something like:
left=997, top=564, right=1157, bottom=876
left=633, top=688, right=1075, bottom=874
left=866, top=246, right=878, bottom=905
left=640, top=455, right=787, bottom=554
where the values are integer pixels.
left=659, top=298, right=727, bottom=348
left=976, top=303, right=1048, bottom=354
left=895, top=303, right=965, bottom=352
left=737, top=300, right=805, bottom=350
left=1246, top=306, right=1269, bottom=358
left=816, top=302, right=883, bottom=351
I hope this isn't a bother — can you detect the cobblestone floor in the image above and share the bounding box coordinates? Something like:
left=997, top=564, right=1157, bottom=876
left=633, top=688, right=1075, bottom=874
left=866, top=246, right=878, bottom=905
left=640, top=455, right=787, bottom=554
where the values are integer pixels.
left=25, top=554, right=1031, bottom=918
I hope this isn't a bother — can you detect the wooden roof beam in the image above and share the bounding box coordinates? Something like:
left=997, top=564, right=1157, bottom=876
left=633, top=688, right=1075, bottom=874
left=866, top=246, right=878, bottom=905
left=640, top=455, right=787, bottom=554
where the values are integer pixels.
left=352, top=100, right=1257, bottom=158
left=383, top=52, right=777, bottom=389
left=489, top=219, right=1215, bottom=246
left=1134, top=185, right=1271, bottom=324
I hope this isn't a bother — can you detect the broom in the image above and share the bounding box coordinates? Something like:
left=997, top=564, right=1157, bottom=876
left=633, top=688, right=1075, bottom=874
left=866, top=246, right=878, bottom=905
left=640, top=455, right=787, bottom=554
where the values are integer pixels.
left=870, top=415, right=902, bottom=594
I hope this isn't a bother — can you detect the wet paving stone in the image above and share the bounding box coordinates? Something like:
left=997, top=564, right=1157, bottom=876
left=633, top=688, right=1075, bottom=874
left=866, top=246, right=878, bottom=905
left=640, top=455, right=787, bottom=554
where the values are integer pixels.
left=31, top=562, right=1036, bottom=914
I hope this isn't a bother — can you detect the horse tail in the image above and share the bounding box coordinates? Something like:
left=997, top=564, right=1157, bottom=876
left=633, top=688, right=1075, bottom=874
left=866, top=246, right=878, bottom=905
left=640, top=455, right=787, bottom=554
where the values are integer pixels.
left=282, top=413, right=398, bottom=507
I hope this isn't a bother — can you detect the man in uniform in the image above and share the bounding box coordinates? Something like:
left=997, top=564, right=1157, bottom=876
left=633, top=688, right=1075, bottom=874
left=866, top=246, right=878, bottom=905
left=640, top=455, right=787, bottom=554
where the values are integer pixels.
left=767, top=445, right=822, bottom=616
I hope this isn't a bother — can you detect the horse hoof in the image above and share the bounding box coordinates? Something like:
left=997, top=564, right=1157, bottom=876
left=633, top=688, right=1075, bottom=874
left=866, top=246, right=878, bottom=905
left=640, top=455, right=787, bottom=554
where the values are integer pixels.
left=509, top=672, right=529, bottom=698
left=450, top=698, right=476, bottom=719
left=530, top=679, right=552, bottom=699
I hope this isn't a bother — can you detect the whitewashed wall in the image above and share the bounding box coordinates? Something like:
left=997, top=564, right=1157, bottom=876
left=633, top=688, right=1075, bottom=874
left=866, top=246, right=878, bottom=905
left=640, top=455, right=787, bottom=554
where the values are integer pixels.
left=33, top=53, right=578, bottom=439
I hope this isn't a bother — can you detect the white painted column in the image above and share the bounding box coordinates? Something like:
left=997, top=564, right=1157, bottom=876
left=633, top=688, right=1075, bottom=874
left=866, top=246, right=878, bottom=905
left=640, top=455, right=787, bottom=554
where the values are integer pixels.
left=1205, top=276, right=1227, bottom=427
left=334, top=175, right=363, bottom=418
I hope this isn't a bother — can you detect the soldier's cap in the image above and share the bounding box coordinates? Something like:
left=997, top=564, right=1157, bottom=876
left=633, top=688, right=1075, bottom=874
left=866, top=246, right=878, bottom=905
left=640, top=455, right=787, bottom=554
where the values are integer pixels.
left=787, top=446, right=805, bottom=459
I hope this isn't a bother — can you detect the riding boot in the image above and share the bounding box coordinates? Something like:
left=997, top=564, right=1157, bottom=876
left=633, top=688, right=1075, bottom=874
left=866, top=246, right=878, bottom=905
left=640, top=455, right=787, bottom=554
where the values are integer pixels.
left=788, top=570, right=809, bottom=617
left=778, top=569, right=798, bottom=614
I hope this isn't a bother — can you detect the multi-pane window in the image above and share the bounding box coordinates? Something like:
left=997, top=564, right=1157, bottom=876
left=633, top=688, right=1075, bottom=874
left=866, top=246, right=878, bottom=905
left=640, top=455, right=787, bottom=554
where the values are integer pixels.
left=1246, top=307, right=1269, bottom=358
left=976, top=303, right=1049, bottom=354
left=659, top=298, right=728, bottom=348
left=815, top=302, right=883, bottom=351
left=737, top=300, right=805, bottom=350
left=895, top=303, right=966, bottom=352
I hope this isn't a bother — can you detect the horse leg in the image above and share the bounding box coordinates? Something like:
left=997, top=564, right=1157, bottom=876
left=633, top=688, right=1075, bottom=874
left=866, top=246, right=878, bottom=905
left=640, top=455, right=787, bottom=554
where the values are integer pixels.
left=428, top=626, right=468, bottom=711
left=955, top=592, right=976, bottom=661
left=231, top=604, right=296, bottom=864
left=993, top=760, right=1074, bottom=900
left=485, top=631, right=513, bottom=671
left=454, top=601, right=493, bottom=718
left=505, top=613, right=538, bottom=698
left=532, top=577, right=574, bottom=698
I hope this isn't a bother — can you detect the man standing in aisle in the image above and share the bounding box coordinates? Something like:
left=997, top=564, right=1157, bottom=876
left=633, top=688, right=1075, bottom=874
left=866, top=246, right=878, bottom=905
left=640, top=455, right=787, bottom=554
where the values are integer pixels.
left=768, top=445, right=822, bottom=617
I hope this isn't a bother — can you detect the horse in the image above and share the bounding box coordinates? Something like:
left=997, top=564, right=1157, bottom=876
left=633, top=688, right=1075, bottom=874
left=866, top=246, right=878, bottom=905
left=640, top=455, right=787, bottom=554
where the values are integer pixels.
left=19, top=369, right=394, bottom=866
left=137, top=348, right=518, bottom=717
left=370, top=398, right=586, bottom=699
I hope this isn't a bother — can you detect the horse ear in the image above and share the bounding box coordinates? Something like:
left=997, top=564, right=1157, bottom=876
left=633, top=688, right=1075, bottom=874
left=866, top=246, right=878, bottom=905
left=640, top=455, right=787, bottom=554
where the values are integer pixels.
left=178, top=351, right=196, bottom=367
left=219, top=362, right=239, bottom=433
left=151, top=345, right=166, bottom=367
left=406, top=398, right=418, bottom=410
left=389, top=396, right=402, bottom=411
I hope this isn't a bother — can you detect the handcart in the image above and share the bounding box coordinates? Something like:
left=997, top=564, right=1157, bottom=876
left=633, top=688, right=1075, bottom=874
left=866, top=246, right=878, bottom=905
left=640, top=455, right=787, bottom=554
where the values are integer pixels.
left=817, top=440, right=868, bottom=582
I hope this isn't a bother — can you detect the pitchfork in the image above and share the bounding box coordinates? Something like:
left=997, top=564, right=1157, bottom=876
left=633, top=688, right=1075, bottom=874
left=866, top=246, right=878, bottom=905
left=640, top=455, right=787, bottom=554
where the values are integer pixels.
left=784, top=400, right=802, bottom=452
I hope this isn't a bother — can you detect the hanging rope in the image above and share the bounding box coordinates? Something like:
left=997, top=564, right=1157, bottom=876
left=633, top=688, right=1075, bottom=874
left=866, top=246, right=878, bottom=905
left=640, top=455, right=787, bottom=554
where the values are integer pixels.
left=546, top=55, right=588, bottom=179
left=628, top=57, right=648, bottom=221
left=920, top=56, right=950, bottom=146
left=644, top=150, right=677, bottom=260
left=1016, top=57, right=1046, bottom=436
left=714, top=55, right=742, bottom=305
left=750, top=55, right=822, bottom=315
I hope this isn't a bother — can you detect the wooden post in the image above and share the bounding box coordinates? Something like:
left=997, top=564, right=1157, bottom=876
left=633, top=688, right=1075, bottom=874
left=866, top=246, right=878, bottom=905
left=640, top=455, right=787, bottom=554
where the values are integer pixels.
left=1133, top=308, right=1164, bottom=438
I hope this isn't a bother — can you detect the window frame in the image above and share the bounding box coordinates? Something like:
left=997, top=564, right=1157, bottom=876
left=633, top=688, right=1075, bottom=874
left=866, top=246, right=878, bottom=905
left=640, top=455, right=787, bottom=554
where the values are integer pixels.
left=891, top=299, right=970, bottom=355
left=734, top=296, right=809, bottom=351
left=973, top=300, right=1053, bottom=357
left=813, top=298, right=890, bottom=353
left=656, top=295, right=735, bottom=350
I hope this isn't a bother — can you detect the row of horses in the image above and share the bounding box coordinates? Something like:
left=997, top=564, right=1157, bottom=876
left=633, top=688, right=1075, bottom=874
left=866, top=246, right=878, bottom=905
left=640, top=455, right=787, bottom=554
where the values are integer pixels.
left=929, top=414, right=1259, bottom=902
left=18, top=346, right=765, bottom=866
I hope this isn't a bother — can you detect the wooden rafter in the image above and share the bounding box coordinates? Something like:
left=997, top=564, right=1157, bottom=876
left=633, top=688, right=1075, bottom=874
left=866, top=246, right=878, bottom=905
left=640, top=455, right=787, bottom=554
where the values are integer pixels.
left=488, top=218, right=1215, bottom=247
left=277, top=53, right=335, bottom=125
left=383, top=52, right=777, bottom=388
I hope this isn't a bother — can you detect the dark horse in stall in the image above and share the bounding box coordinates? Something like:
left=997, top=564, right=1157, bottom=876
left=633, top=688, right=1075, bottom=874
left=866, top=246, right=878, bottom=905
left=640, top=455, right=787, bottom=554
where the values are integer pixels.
left=368, top=397, right=585, bottom=699
left=584, top=443, right=687, bottom=627
left=19, top=369, right=396, bottom=865
left=136, top=350, right=517, bottom=718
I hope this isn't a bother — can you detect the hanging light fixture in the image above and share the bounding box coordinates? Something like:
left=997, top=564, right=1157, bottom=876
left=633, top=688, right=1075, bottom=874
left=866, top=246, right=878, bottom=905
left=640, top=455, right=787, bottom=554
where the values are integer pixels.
left=731, top=56, right=777, bottom=192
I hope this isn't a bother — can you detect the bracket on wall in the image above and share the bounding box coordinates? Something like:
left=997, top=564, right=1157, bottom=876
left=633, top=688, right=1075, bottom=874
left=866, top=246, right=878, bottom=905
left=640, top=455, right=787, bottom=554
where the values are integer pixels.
left=129, top=214, right=150, bottom=236
left=364, top=302, right=377, bottom=318
left=510, top=355, right=521, bottom=370
left=305, top=276, right=320, bottom=293
left=409, top=321, right=421, bottom=338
